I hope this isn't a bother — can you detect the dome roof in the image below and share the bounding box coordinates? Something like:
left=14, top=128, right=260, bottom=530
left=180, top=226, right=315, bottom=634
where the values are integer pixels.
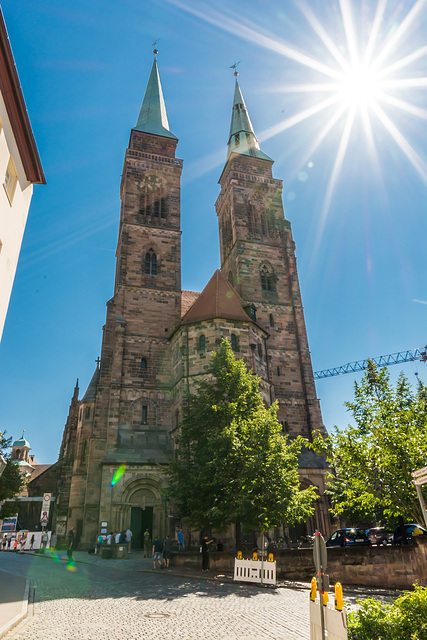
left=12, top=433, right=30, bottom=448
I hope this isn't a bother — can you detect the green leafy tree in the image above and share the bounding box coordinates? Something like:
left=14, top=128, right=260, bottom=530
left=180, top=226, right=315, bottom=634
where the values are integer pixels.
left=167, top=340, right=318, bottom=545
left=0, top=431, right=24, bottom=517
left=311, top=361, right=427, bottom=526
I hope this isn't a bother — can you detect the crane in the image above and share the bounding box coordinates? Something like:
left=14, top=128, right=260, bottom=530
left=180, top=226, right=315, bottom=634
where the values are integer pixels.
left=314, top=345, right=427, bottom=380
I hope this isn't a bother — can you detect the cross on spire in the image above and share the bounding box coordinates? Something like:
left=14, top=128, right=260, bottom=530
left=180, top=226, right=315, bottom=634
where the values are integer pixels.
left=95, top=357, right=101, bottom=367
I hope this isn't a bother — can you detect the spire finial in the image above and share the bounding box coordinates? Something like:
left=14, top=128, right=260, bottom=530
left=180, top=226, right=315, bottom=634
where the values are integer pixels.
left=95, top=357, right=101, bottom=368
left=152, top=39, right=159, bottom=57
left=230, top=61, right=240, bottom=77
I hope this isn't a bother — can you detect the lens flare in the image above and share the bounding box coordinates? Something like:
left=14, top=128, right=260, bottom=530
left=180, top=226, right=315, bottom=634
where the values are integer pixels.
left=110, top=464, right=126, bottom=487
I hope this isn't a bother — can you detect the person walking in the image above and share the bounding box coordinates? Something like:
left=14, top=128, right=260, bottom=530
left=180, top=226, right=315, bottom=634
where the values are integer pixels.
left=67, top=528, right=75, bottom=561
left=177, top=529, right=184, bottom=552
left=143, top=529, right=151, bottom=558
left=125, top=528, right=132, bottom=554
left=201, top=535, right=214, bottom=572
left=29, top=533, right=35, bottom=551
left=152, top=536, right=162, bottom=569
left=163, top=535, right=172, bottom=568
left=94, top=533, right=104, bottom=554
left=50, top=531, right=57, bottom=552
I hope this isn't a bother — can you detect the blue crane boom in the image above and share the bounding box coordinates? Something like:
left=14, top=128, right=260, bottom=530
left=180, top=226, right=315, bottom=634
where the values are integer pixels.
left=314, top=345, right=427, bottom=380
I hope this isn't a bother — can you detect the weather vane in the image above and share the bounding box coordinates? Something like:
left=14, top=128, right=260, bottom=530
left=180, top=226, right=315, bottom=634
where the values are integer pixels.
left=152, top=38, right=160, bottom=56
left=229, top=61, right=241, bottom=76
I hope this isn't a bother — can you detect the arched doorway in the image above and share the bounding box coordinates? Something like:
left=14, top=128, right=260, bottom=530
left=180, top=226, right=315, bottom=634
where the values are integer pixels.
left=130, top=506, right=153, bottom=549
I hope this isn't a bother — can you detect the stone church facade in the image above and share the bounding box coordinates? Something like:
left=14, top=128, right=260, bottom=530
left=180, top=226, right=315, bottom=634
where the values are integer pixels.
left=55, top=54, right=330, bottom=548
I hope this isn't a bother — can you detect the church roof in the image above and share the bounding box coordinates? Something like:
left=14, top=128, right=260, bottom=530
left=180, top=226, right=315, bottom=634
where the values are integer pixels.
left=227, top=78, right=272, bottom=162
left=133, top=54, right=177, bottom=140
left=181, top=290, right=200, bottom=317
left=12, top=433, right=30, bottom=448
left=81, top=364, right=100, bottom=402
left=181, top=269, right=253, bottom=325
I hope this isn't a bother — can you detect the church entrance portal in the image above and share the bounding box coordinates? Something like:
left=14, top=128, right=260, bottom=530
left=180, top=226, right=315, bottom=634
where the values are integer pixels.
left=131, top=507, right=153, bottom=549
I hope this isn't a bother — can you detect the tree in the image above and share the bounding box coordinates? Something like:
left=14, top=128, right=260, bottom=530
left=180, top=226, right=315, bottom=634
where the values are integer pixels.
left=311, top=361, right=427, bottom=526
left=0, top=431, right=24, bottom=517
left=166, top=340, right=318, bottom=545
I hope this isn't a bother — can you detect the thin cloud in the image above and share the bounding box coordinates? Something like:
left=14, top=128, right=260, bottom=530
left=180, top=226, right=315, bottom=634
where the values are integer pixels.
left=412, top=298, right=427, bottom=305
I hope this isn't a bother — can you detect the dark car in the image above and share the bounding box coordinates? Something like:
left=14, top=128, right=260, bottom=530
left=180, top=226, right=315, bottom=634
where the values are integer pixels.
left=326, top=528, right=371, bottom=547
left=367, top=527, right=390, bottom=546
left=393, top=523, right=427, bottom=545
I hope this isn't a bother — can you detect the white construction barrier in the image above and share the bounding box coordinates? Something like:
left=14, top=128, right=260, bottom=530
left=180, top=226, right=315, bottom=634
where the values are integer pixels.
left=234, top=558, right=276, bottom=585
left=310, top=600, right=348, bottom=640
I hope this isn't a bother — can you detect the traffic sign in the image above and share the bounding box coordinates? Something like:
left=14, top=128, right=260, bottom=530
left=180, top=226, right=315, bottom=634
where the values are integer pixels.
left=40, top=510, right=49, bottom=526
left=313, top=532, right=327, bottom=573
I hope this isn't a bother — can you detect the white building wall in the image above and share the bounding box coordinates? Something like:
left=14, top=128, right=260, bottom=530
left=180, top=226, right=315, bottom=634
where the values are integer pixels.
left=0, top=90, right=33, bottom=341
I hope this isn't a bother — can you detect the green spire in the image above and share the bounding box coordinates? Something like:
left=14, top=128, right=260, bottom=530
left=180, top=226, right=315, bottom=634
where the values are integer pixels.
left=227, top=77, right=272, bottom=161
left=134, top=53, right=177, bottom=140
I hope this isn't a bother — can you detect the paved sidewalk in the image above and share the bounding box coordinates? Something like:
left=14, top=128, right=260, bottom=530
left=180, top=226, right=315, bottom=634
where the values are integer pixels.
left=0, top=569, right=29, bottom=639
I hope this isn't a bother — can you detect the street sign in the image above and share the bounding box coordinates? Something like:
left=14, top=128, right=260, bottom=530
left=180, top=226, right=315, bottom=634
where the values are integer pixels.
left=40, top=493, right=51, bottom=526
left=313, top=532, right=327, bottom=573
left=40, top=510, right=49, bottom=526
left=412, top=466, right=427, bottom=479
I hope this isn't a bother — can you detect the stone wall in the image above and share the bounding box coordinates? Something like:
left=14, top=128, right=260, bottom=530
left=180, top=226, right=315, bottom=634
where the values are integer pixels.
left=171, top=537, right=427, bottom=590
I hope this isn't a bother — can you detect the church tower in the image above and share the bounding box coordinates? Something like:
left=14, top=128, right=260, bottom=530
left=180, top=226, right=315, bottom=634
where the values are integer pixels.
left=216, top=74, right=324, bottom=442
left=65, top=50, right=183, bottom=547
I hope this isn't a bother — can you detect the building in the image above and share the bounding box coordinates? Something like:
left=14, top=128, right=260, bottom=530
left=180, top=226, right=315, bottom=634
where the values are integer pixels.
left=55, top=51, right=329, bottom=548
left=0, top=9, right=45, bottom=342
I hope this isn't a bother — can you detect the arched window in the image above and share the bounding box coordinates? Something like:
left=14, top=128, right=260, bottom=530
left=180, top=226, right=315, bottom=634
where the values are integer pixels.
left=145, top=249, right=157, bottom=275
left=199, top=335, right=206, bottom=352
left=142, top=405, right=148, bottom=424
left=141, top=357, right=147, bottom=371
left=139, top=177, right=168, bottom=220
left=260, top=264, right=275, bottom=291
left=269, top=314, right=274, bottom=327
left=257, top=343, right=263, bottom=358
left=231, top=334, right=238, bottom=352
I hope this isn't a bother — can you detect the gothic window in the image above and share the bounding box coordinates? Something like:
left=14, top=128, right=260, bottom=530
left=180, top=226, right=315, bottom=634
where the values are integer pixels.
left=142, top=405, right=148, bottom=424
left=138, top=177, right=168, bottom=220
left=141, top=357, right=147, bottom=371
left=145, top=249, right=157, bottom=275
left=260, top=264, right=275, bottom=292
left=269, top=314, right=274, bottom=327
left=257, top=343, right=263, bottom=358
left=85, top=406, right=91, bottom=419
left=199, top=335, right=206, bottom=352
left=231, top=334, right=238, bottom=352
left=81, top=440, right=87, bottom=463
left=277, top=365, right=281, bottom=376
left=261, top=214, right=267, bottom=236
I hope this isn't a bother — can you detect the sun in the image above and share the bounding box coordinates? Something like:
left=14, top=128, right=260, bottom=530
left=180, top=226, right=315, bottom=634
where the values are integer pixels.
left=338, top=63, right=381, bottom=108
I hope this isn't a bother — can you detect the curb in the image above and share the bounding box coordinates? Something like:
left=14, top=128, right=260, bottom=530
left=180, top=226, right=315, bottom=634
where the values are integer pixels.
left=0, top=575, right=29, bottom=639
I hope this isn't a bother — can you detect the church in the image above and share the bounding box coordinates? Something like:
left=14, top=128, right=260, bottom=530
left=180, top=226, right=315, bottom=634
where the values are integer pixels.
left=55, top=50, right=330, bottom=548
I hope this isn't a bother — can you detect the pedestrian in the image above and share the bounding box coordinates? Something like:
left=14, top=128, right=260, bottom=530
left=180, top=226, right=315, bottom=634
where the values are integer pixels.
left=119, top=531, right=126, bottom=544
left=1, top=535, right=6, bottom=551
left=94, top=533, right=104, bottom=554
left=152, top=536, right=162, bottom=569
left=125, top=527, right=132, bottom=554
left=41, top=530, right=48, bottom=552
left=143, top=529, right=151, bottom=558
left=29, top=533, right=35, bottom=551
left=50, top=531, right=57, bottom=552
left=67, top=528, right=75, bottom=560
left=115, top=531, right=121, bottom=544
left=201, top=535, right=213, bottom=571
left=107, top=531, right=113, bottom=545
left=163, top=535, right=172, bottom=568
left=177, top=528, right=184, bottom=552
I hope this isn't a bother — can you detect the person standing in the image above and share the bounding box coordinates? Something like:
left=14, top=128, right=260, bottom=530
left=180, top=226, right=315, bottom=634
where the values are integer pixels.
left=201, top=535, right=213, bottom=572
left=152, top=536, right=162, bottom=569
left=67, top=528, right=75, bottom=560
left=125, top=528, right=132, bottom=554
left=29, top=533, right=35, bottom=551
left=50, top=531, right=57, bottom=552
left=41, top=530, right=48, bottom=552
left=107, top=532, right=113, bottom=545
left=143, top=529, right=151, bottom=558
left=177, top=529, right=184, bottom=552
left=94, top=534, right=103, bottom=554
left=163, top=535, right=172, bottom=568
left=115, top=531, right=121, bottom=544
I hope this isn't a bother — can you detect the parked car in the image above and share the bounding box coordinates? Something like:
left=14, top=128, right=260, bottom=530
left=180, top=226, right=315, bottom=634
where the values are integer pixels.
left=393, top=523, right=427, bottom=545
left=367, top=527, right=391, bottom=546
left=326, top=528, right=371, bottom=547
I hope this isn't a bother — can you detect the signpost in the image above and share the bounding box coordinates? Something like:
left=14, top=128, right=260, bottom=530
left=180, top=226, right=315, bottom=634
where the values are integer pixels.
left=412, top=468, right=427, bottom=529
left=40, top=493, right=51, bottom=529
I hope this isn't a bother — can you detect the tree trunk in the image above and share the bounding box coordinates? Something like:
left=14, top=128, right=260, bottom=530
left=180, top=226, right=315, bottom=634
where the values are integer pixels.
left=398, top=515, right=408, bottom=545
left=235, top=521, right=241, bottom=551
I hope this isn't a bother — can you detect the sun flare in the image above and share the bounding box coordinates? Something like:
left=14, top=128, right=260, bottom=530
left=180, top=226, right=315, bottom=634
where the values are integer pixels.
left=338, top=64, right=381, bottom=107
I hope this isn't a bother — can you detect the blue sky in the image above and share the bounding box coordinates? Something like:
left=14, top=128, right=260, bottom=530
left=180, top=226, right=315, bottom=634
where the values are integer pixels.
left=0, top=0, right=426, bottom=463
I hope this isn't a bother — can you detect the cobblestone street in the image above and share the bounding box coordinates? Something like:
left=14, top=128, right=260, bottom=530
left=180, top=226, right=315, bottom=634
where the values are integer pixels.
left=1, top=552, right=312, bottom=640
